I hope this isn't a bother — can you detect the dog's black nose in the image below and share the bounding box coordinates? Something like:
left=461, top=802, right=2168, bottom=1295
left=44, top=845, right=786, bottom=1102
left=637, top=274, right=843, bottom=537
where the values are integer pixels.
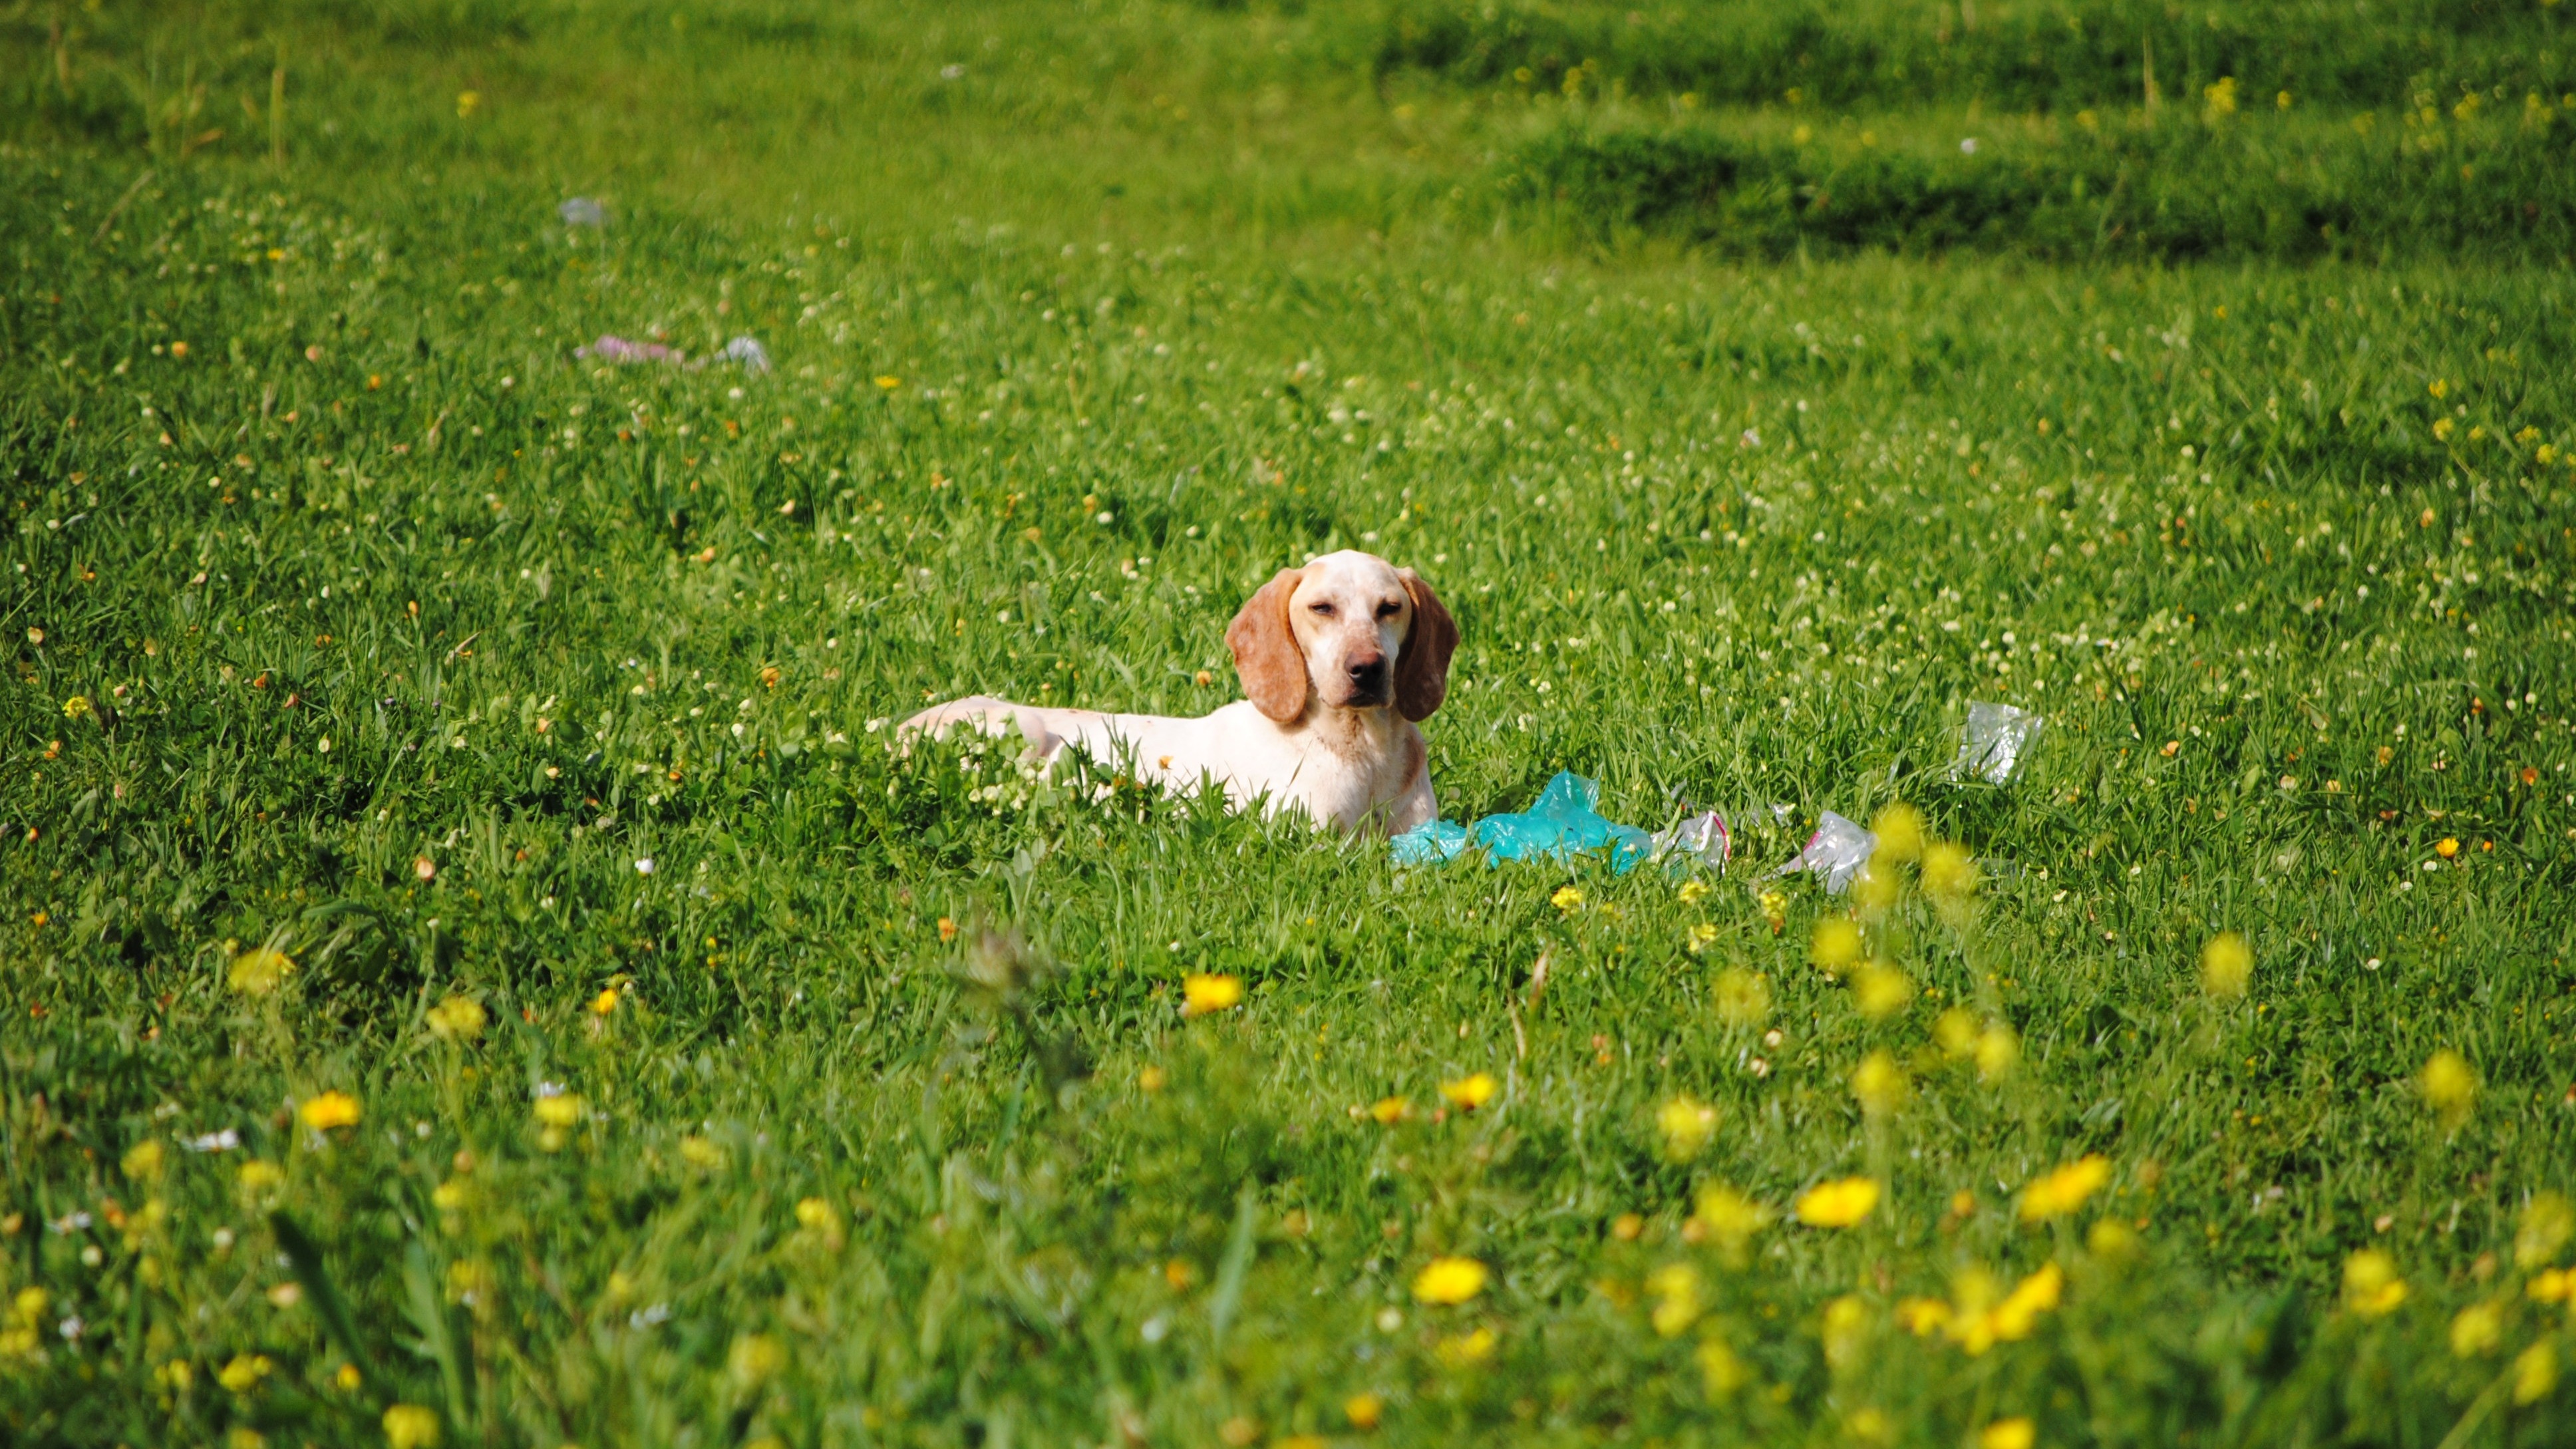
left=1349, top=656, right=1388, bottom=695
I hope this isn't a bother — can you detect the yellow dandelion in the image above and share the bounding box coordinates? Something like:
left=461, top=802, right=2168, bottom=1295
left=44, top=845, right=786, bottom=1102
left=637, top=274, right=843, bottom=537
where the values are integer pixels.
left=1692, top=1184, right=1772, bottom=1256
left=1645, top=1262, right=1700, bottom=1337
left=2420, top=1049, right=2478, bottom=1127
left=532, top=1092, right=583, bottom=1128
left=63, top=695, right=92, bottom=721
left=1975, top=1023, right=2020, bottom=1082
left=1368, top=1094, right=1408, bottom=1124
left=1138, top=1065, right=1167, bottom=1092
left=727, top=1333, right=788, bottom=1389
left=1440, top=1072, right=1497, bottom=1110
left=1979, top=1418, right=2036, bottom=1449
left=1712, top=969, right=1771, bottom=1026
left=1696, top=1338, right=1749, bottom=1393
left=2513, top=1342, right=2559, bottom=1404
left=1810, top=917, right=1862, bottom=971
left=383, top=1403, right=441, bottom=1449
left=2516, top=1192, right=2574, bottom=1268
left=1851, top=1050, right=1909, bottom=1118
left=1820, top=1293, right=1870, bottom=1368
left=1685, top=921, right=1720, bottom=953
left=1896, top=1297, right=1953, bottom=1337
left=1677, top=880, right=1712, bottom=904
left=2343, top=1249, right=2408, bottom=1317
left=229, top=948, right=295, bottom=997
left=1343, top=1392, right=1384, bottom=1430
left=679, top=1135, right=726, bottom=1170
left=1933, top=1007, right=1979, bottom=1057
left=2529, top=1268, right=2573, bottom=1303
left=1850, top=964, right=1915, bottom=1019
left=1181, top=973, right=1242, bottom=1016
left=1869, top=803, right=1924, bottom=863
left=1434, top=1325, right=1496, bottom=1366
left=1656, top=1096, right=1716, bottom=1162
left=2017, top=1155, right=2112, bottom=1223
left=1549, top=885, right=1584, bottom=912
left=2450, top=1302, right=2503, bottom=1357
left=1920, top=842, right=1976, bottom=901
left=874, top=375, right=901, bottom=391
left=424, top=996, right=486, bottom=1040
left=122, top=1138, right=166, bottom=1184
left=1850, top=861, right=1899, bottom=912
left=1987, top=1263, right=2063, bottom=1341
left=590, top=987, right=619, bottom=1016
left=2436, top=836, right=2460, bottom=858
left=297, top=1091, right=361, bottom=1132
left=2199, top=932, right=2252, bottom=999
left=1794, top=1176, right=1881, bottom=1228
left=219, top=1352, right=274, bottom=1394
left=1411, top=1256, right=1489, bottom=1305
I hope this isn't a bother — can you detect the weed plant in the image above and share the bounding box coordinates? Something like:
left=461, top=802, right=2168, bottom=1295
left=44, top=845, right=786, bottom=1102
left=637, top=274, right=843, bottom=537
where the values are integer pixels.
left=3, top=1, right=2576, bottom=1446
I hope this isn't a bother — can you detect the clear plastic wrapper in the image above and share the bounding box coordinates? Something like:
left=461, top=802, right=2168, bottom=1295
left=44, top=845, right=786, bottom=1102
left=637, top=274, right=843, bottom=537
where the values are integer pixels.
left=1776, top=810, right=1877, bottom=894
left=1653, top=810, right=1731, bottom=871
left=1949, top=701, right=2044, bottom=784
left=558, top=197, right=606, bottom=227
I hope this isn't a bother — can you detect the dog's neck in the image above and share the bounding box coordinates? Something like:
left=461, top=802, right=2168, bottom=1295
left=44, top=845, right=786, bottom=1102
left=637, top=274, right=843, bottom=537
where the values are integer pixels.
left=1294, top=697, right=1401, bottom=759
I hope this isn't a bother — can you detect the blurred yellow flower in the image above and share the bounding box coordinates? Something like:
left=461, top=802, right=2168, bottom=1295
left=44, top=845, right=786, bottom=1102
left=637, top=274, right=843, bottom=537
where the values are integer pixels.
left=122, top=1138, right=166, bottom=1184
left=2199, top=932, right=2252, bottom=999
left=2436, top=836, right=2460, bottom=858
left=1677, top=880, right=1712, bottom=904
left=1795, top=1177, right=1880, bottom=1227
left=298, top=1091, right=361, bottom=1132
left=2017, top=1155, right=2112, bottom=1223
left=1758, top=888, right=1788, bottom=933
left=1685, top=921, right=1720, bottom=953
left=1435, top=1326, right=1496, bottom=1365
left=1368, top=1095, right=1408, bottom=1124
left=728, top=1333, right=788, bottom=1389
left=219, top=1352, right=274, bottom=1393
left=1182, top=973, right=1242, bottom=1016
left=454, top=90, right=481, bottom=119
left=1440, top=1072, right=1496, bottom=1111
left=1934, top=1007, right=1979, bottom=1057
left=1657, top=1096, right=1716, bottom=1161
left=1411, top=1256, right=1489, bottom=1305
left=679, top=1135, right=726, bottom=1170
left=2086, top=1218, right=2139, bottom=1261
left=1979, top=1418, right=2036, bottom=1449
left=230, top=948, right=294, bottom=997
left=590, top=987, right=620, bottom=1016
left=63, top=694, right=92, bottom=720
left=1811, top=917, right=1861, bottom=971
left=532, top=1092, right=583, bottom=1128
left=2525, top=1267, right=2571, bottom=1303
left=1138, top=1065, right=1167, bottom=1092
left=1975, top=1023, right=2020, bottom=1082
left=2204, top=75, right=2239, bottom=114
left=1851, top=965, right=1914, bottom=1019
left=1869, top=804, right=1924, bottom=863
left=425, top=996, right=486, bottom=1040
left=2343, top=1249, right=2408, bottom=1317
left=1713, top=969, right=1771, bottom=1026
left=1696, top=1337, right=1749, bottom=1393
left=239, top=1160, right=286, bottom=1195
left=2433, top=417, right=2456, bottom=442
left=2450, top=1301, right=2503, bottom=1357
left=1851, top=862, right=1899, bottom=912
left=1848, top=1406, right=1891, bottom=1442
left=1821, top=1293, right=1871, bottom=1368
left=1645, top=1262, right=1700, bottom=1337
left=430, top=1177, right=472, bottom=1212
left=1985, top=1263, right=2063, bottom=1344
left=1343, top=1391, right=1384, bottom=1430
left=1851, top=1050, right=1909, bottom=1117
left=1896, top=1296, right=1953, bottom=1336
left=1692, top=1184, right=1772, bottom=1257
left=2420, top=1049, right=2478, bottom=1127
left=2517, top=1192, right=2573, bottom=1267
left=1921, top=842, right=1976, bottom=901
left=875, top=375, right=902, bottom=390
left=1550, top=885, right=1584, bottom=911
left=383, top=1402, right=441, bottom=1449
left=2514, top=1342, right=2560, bottom=1404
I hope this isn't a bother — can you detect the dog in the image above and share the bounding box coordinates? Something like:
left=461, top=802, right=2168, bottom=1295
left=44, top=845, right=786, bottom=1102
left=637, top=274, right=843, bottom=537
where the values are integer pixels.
left=900, top=550, right=1456, bottom=834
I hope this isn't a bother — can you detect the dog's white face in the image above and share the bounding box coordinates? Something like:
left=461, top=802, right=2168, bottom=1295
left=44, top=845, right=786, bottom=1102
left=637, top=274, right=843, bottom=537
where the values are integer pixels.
left=1287, top=550, right=1413, bottom=710
left=1225, top=549, right=1457, bottom=724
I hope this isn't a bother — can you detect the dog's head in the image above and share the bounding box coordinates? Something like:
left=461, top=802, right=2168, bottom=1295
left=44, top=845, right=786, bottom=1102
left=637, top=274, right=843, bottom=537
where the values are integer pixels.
left=1225, top=550, right=1456, bottom=724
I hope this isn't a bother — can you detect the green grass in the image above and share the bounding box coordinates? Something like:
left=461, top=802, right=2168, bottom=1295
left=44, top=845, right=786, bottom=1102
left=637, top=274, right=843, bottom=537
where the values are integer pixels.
left=5, top=1, right=2576, bottom=1445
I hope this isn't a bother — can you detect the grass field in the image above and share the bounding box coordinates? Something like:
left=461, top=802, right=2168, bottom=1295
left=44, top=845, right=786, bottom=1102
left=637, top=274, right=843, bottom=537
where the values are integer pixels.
left=6, top=1, right=2576, bottom=1445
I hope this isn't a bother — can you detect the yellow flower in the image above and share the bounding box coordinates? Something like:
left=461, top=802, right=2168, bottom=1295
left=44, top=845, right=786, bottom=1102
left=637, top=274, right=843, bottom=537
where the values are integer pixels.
left=382, top=1402, right=442, bottom=1449
left=2526, top=1267, right=2572, bottom=1303
left=1975, top=1023, right=2020, bottom=1082
left=874, top=375, right=902, bottom=391
left=1434, top=1326, right=1497, bottom=1366
left=532, top=1092, right=584, bottom=1128
left=1645, top=1088, right=1711, bottom=1153
left=2517, top=1192, right=2574, bottom=1267
left=1343, top=1391, right=1384, bottom=1430
left=1896, top=1297, right=1953, bottom=1337
left=13, top=1287, right=49, bottom=1327
left=1692, top=1184, right=1772, bottom=1257
left=1987, top=1263, right=2062, bottom=1341
left=122, top=1138, right=166, bottom=1184
left=454, top=90, right=481, bottom=118
left=1696, top=1338, right=1749, bottom=1393
left=1757, top=889, right=1788, bottom=933
left=1550, top=885, right=1584, bottom=912
left=1712, top=969, right=1770, bottom=1026
left=1979, top=1418, right=2037, bottom=1449
left=425, top=996, right=487, bottom=1040
left=1410, top=1256, right=1489, bottom=1305
left=298, top=1091, right=361, bottom=1132
left=1851, top=1050, right=1909, bottom=1118
left=2433, top=417, right=2456, bottom=442
left=1439, top=1072, right=1496, bottom=1111
left=230, top=1427, right=268, bottom=1449
left=1138, top=1064, right=1166, bottom=1092
left=1820, top=1293, right=1870, bottom=1368
left=1810, top=917, right=1862, bottom=971
left=1646, top=1262, right=1700, bottom=1337
left=679, top=1135, right=726, bottom=1170
left=1795, top=1177, right=1880, bottom=1227
left=229, top=948, right=295, bottom=997
left=2513, top=1342, right=2559, bottom=1404
left=1847, top=1406, right=1891, bottom=1442
left=2450, top=1301, right=2503, bottom=1357
left=1677, top=880, right=1712, bottom=904
left=1920, top=842, right=1976, bottom=901
left=1181, top=973, right=1242, bottom=1016
left=1685, top=921, right=1720, bottom=953
left=1869, top=804, right=1924, bottom=863
left=727, top=1333, right=788, bottom=1389
left=430, top=1177, right=472, bottom=1212
left=1850, top=965, right=1914, bottom=1019
left=63, top=695, right=92, bottom=721
left=2203, top=75, right=2239, bottom=114
left=2343, top=1249, right=2408, bottom=1317
left=2199, top=932, right=2252, bottom=999
left=1850, top=861, right=1899, bottom=912
left=2017, top=1155, right=2112, bottom=1223
left=1934, top=1007, right=1979, bottom=1057
left=2436, top=836, right=2460, bottom=858
left=238, top=1159, right=286, bottom=1195
left=1368, top=1095, right=1408, bottom=1124
left=2086, top=1218, right=2139, bottom=1261
left=2420, top=1049, right=2478, bottom=1126
left=590, top=987, right=620, bottom=1016
left=219, top=1352, right=274, bottom=1393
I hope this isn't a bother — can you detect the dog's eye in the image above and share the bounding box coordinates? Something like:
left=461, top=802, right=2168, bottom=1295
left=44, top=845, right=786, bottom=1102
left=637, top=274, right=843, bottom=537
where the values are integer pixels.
left=1375, top=600, right=1402, bottom=619
left=1308, top=602, right=1335, bottom=617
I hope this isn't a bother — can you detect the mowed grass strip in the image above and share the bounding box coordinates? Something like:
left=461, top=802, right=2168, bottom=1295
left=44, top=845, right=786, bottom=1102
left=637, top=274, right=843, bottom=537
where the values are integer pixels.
left=4, top=2, right=2576, bottom=1446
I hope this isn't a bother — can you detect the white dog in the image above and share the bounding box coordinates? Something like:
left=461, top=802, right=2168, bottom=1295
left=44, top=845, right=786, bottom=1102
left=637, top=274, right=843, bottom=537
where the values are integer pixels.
left=901, top=550, right=1456, bottom=834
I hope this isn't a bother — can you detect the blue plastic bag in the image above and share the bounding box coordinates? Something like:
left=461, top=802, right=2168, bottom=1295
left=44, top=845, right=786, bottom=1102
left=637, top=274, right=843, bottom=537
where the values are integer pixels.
left=1392, top=772, right=1655, bottom=873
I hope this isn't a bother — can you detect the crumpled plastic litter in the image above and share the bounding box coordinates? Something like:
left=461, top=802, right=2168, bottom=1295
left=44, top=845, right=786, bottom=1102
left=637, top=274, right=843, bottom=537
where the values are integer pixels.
left=1654, top=808, right=1730, bottom=871
left=1774, top=810, right=1877, bottom=894
left=1949, top=701, right=2044, bottom=784
left=558, top=197, right=606, bottom=227
left=576, top=334, right=772, bottom=374
left=1392, top=772, right=1661, bottom=874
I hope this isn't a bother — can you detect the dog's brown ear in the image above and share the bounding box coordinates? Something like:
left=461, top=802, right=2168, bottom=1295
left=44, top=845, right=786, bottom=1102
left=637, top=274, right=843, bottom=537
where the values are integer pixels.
left=1393, top=567, right=1457, bottom=722
left=1226, top=566, right=1310, bottom=723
